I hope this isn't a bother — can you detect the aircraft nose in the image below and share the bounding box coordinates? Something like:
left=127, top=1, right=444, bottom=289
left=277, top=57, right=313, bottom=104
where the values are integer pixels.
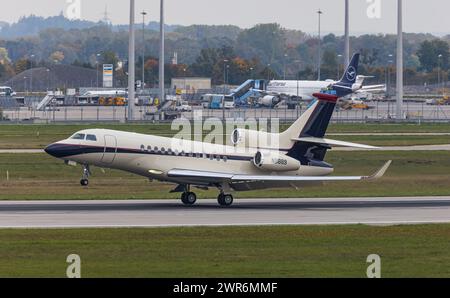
left=44, top=143, right=66, bottom=158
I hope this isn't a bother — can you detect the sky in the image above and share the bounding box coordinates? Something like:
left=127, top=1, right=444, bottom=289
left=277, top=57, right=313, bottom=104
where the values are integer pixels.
left=0, top=0, right=448, bottom=35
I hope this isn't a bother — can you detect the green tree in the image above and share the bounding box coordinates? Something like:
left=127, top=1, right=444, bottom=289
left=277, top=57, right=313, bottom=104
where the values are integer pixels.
left=321, top=49, right=338, bottom=80
left=236, top=23, right=286, bottom=73
left=417, top=40, right=450, bottom=72
left=14, top=58, right=31, bottom=73
left=100, top=51, right=119, bottom=69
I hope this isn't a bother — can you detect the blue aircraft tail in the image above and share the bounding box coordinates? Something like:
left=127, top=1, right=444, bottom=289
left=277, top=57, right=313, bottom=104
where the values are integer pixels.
left=332, top=53, right=360, bottom=98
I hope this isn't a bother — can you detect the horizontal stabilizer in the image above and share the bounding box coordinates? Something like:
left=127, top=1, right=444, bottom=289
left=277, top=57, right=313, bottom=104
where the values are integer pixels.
left=292, top=137, right=379, bottom=149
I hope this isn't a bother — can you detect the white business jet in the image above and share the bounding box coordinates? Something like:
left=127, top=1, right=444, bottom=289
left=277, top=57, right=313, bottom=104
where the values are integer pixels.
left=45, top=54, right=391, bottom=206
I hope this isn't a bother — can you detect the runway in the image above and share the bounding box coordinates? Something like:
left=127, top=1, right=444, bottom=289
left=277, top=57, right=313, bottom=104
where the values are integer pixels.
left=0, top=197, right=450, bottom=228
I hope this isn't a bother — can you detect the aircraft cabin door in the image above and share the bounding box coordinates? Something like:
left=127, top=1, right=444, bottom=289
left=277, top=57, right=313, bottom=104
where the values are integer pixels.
left=102, top=135, right=117, bottom=164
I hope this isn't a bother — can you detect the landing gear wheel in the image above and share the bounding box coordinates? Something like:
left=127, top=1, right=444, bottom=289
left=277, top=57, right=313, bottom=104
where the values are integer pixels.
left=181, top=192, right=197, bottom=205
left=80, top=165, right=91, bottom=187
left=218, top=194, right=234, bottom=206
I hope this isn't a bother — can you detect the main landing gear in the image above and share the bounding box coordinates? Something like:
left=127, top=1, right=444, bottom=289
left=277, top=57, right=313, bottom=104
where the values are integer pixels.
left=179, top=185, right=234, bottom=207
left=218, top=193, right=234, bottom=207
left=80, top=165, right=91, bottom=187
left=181, top=191, right=197, bottom=205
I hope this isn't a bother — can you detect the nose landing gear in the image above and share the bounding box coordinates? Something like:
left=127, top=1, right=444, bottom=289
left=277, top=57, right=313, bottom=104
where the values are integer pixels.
left=80, top=165, right=91, bottom=187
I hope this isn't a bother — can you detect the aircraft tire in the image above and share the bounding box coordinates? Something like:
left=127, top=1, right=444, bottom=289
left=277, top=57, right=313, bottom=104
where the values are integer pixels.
left=80, top=179, right=89, bottom=186
left=218, top=194, right=233, bottom=206
left=181, top=192, right=197, bottom=205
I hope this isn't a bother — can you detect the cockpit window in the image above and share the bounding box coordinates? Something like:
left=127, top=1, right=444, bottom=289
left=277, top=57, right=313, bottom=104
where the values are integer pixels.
left=71, top=133, right=86, bottom=140
left=86, top=134, right=97, bottom=141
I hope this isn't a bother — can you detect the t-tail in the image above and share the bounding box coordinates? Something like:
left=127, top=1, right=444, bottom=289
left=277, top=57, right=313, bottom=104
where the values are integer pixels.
left=278, top=53, right=376, bottom=168
left=332, top=53, right=360, bottom=98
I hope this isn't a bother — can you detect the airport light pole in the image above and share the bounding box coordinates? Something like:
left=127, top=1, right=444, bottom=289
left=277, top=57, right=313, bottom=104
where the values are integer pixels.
left=46, top=69, right=50, bottom=91
left=317, top=9, right=323, bottom=81
left=223, top=59, right=228, bottom=121
left=344, top=0, right=350, bottom=67
left=141, top=11, right=147, bottom=91
left=29, top=54, right=35, bottom=93
left=159, top=0, right=165, bottom=106
left=438, top=54, right=443, bottom=94
left=396, top=0, right=404, bottom=120
left=387, top=59, right=393, bottom=116
left=386, top=54, right=393, bottom=99
left=128, top=0, right=136, bottom=121
left=96, top=53, right=101, bottom=88
left=283, top=53, right=288, bottom=80
left=337, top=54, right=342, bottom=79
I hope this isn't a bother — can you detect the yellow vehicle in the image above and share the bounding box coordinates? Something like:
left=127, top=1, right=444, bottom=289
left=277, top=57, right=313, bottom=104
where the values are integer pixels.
left=352, top=103, right=371, bottom=110
left=114, top=97, right=127, bottom=106
left=98, top=97, right=127, bottom=106
left=99, top=97, right=108, bottom=106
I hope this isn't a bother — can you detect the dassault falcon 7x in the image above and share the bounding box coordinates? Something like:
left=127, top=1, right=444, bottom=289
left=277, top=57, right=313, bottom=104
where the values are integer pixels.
left=45, top=53, right=392, bottom=206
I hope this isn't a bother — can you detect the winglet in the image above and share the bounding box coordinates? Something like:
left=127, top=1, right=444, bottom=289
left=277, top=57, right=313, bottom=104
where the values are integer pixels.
left=364, top=160, right=392, bottom=181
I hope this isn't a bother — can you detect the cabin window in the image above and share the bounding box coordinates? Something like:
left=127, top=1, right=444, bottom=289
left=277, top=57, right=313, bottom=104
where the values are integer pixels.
left=71, top=133, right=86, bottom=140
left=86, top=134, right=97, bottom=141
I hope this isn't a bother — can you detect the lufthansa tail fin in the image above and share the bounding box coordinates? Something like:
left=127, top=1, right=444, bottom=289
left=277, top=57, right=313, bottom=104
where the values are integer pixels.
left=333, top=53, right=360, bottom=98
left=338, top=53, right=360, bottom=86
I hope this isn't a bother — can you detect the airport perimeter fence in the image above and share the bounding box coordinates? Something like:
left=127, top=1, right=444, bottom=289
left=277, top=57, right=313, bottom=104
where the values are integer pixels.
left=2, top=101, right=450, bottom=124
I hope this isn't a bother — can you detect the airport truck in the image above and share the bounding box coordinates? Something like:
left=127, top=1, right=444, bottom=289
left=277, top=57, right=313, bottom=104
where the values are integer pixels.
left=201, top=94, right=235, bottom=109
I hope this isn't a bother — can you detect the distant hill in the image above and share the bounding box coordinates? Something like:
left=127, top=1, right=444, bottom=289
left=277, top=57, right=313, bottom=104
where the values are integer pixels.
left=174, top=25, right=242, bottom=40
left=0, top=15, right=181, bottom=39
left=3, top=65, right=98, bottom=91
left=0, top=21, right=8, bottom=30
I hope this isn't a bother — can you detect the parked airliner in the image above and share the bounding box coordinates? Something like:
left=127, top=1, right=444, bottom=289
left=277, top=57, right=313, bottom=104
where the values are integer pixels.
left=45, top=53, right=391, bottom=206
left=258, top=73, right=386, bottom=107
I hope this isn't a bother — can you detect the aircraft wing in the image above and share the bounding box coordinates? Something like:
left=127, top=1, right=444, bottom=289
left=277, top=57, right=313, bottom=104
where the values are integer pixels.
left=357, top=84, right=386, bottom=93
left=167, top=160, right=392, bottom=184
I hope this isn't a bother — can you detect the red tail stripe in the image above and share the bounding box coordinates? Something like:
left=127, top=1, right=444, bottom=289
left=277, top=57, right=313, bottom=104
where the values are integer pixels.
left=312, top=93, right=338, bottom=103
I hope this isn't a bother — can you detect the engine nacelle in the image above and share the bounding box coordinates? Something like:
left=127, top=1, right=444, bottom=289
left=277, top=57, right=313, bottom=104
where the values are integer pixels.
left=231, top=129, right=279, bottom=149
left=259, top=95, right=279, bottom=107
left=253, top=151, right=301, bottom=172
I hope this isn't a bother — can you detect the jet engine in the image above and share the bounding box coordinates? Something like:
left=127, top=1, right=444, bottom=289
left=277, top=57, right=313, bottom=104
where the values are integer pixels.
left=253, top=151, right=301, bottom=172
left=231, top=129, right=279, bottom=149
left=259, top=95, right=279, bottom=107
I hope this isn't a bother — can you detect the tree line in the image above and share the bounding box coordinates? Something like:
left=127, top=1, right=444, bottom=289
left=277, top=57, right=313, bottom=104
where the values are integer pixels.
left=0, top=18, right=449, bottom=88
